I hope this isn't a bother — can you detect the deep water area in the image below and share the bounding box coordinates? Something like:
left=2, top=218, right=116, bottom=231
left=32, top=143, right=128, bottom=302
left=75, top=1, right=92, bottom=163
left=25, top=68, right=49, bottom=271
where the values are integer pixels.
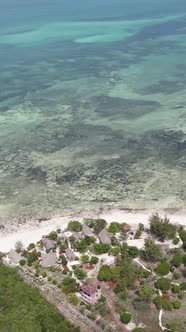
left=0, top=0, right=186, bottom=220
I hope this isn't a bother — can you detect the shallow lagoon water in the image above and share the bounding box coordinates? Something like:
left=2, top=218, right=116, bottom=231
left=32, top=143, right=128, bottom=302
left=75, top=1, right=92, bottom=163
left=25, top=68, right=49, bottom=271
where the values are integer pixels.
left=0, top=1, right=186, bottom=221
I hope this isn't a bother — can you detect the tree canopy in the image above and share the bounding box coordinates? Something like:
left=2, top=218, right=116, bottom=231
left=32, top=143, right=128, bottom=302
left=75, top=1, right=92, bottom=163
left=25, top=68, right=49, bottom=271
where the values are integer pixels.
left=0, top=264, right=80, bottom=332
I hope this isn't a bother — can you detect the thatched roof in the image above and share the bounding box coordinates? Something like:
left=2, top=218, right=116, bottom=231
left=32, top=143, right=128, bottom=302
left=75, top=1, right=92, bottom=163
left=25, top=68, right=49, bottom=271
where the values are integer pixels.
left=82, top=225, right=93, bottom=237
left=41, top=252, right=58, bottom=268
left=98, top=229, right=111, bottom=245
left=42, top=239, right=56, bottom=251
left=65, top=248, right=76, bottom=261
left=8, top=249, right=22, bottom=265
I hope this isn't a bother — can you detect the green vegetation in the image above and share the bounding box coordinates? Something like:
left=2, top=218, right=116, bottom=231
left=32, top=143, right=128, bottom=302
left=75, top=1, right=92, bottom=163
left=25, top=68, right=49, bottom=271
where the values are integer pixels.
left=133, top=328, right=146, bottom=332
left=93, top=219, right=107, bottom=235
left=47, top=231, right=58, bottom=241
left=108, top=222, right=122, bottom=234
left=138, top=285, right=154, bottom=302
left=61, top=254, right=68, bottom=266
left=179, top=229, right=186, bottom=249
left=62, top=277, right=79, bottom=294
left=68, top=221, right=82, bottom=232
left=75, top=236, right=95, bottom=253
left=68, top=294, right=79, bottom=306
left=19, top=259, right=26, bottom=266
left=90, top=256, right=99, bottom=265
left=128, top=246, right=140, bottom=258
left=81, top=255, right=90, bottom=264
left=27, top=243, right=35, bottom=251
left=149, top=214, right=176, bottom=241
left=93, top=243, right=111, bottom=255
left=171, top=254, right=183, bottom=267
left=0, top=263, right=80, bottom=331
left=172, top=300, right=181, bottom=309
left=172, top=284, right=181, bottom=294
left=134, top=230, right=142, bottom=239
left=120, top=312, right=132, bottom=324
left=156, top=278, right=171, bottom=292
left=98, top=265, right=112, bottom=281
left=173, top=237, right=180, bottom=245
left=141, top=238, right=162, bottom=262
left=155, top=260, right=170, bottom=275
left=153, top=296, right=172, bottom=311
left=74, top=269, right=87, bottom=280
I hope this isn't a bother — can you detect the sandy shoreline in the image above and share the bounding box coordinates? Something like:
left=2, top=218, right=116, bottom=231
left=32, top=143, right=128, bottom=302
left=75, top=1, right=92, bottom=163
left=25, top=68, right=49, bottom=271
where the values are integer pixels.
left=0, top=208, right=185, bottom=253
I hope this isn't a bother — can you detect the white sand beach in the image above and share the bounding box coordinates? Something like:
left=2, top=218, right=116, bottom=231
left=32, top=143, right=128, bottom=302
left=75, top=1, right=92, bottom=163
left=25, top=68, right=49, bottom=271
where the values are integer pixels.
left=0, top=208, right=185, bottom=253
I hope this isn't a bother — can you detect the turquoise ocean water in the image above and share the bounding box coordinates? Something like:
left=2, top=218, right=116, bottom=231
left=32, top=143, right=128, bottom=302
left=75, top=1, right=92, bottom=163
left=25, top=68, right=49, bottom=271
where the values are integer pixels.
left=0, top=0, right=186, bottom=220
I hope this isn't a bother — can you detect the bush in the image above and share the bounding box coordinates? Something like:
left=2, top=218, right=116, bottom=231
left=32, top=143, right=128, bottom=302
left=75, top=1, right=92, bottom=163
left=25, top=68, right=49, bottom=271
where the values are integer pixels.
left=161, top=298, right=172, bottom=311
left=172, top=284, right=181, bottom=294
left=68, top=294, right=79, bottom=306
left=173, top=237, right=180, bottom=245
left=108, top=222, right=122, bottom=234
left=90, top=256, right=99, bottom=265
left=128, top=246, right=140, bottom=258
left=141, top=239, right=162, bottom=262
left=47, top=231, right=57, bottom=241
left=120, top=312, right=132, bottom=324
left=81, top=255, right=89, bottom=264
left=68, top=221, right=82, bottom=232
left=138, top=285, right=154, bottom=302
left=153, top=296, right=162, bottom=310
left=61, top=254, right=68, bottom=266
left=98, top=265, right=112, bottom=281
left=93, top=243, right=111, bottom=255
left=172, top=300, right=181, bottom=309
left=172, top=255, right=183, bottom=268
left=74, top=268, right=87, bottom=280
left=93, top=219, right=107, bottom=235
left=149, top=214, right=176, bottom=241
left=27, top=243, right=35, bottom=251
left=178, top=292, right=184, bottom=299
left=155, top=261, right=170, bottom=275
left=111, top=246, right=120, bottom=256
left=19, top=259, right=26, bottom=266
left=133, top=328, right=146, bottom=332
left=52, top=279, right=57, bottom=285
left=180, top=282, right=186, bottom=290
left=134, top=230, right=142, bottom=239
left=172, top=272, right=180, bottom=280
left=156, top=278, right=171, bottom=292
left=119, top=291, right=127, bottom=301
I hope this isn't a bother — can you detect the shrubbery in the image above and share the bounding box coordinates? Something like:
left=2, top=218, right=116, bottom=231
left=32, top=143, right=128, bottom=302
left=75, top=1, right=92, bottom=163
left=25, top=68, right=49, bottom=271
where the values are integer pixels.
left=156, top=278, right=171, bottom=292
left=172, top=300, right=181, bottom=309
left=155, top=261, right=170, bottom=275
left=68, top=221, right=82, bottom=232
left=171, top=255, right=183, bottom=268
left=120, top=312, right=132, bottom=324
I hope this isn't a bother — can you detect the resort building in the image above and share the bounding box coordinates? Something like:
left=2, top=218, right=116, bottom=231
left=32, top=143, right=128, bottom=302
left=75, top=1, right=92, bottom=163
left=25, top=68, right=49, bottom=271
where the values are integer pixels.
left=80, top=285, right=101, bottom=304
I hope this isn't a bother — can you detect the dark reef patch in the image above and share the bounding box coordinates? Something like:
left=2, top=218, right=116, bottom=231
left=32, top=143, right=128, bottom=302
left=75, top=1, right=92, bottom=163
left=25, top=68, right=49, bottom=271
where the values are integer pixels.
left=87, top=95, right=161, bottom=119
left=128, top=17, right=186, bottom=42
left=140, top=79, right=186, bottom=95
